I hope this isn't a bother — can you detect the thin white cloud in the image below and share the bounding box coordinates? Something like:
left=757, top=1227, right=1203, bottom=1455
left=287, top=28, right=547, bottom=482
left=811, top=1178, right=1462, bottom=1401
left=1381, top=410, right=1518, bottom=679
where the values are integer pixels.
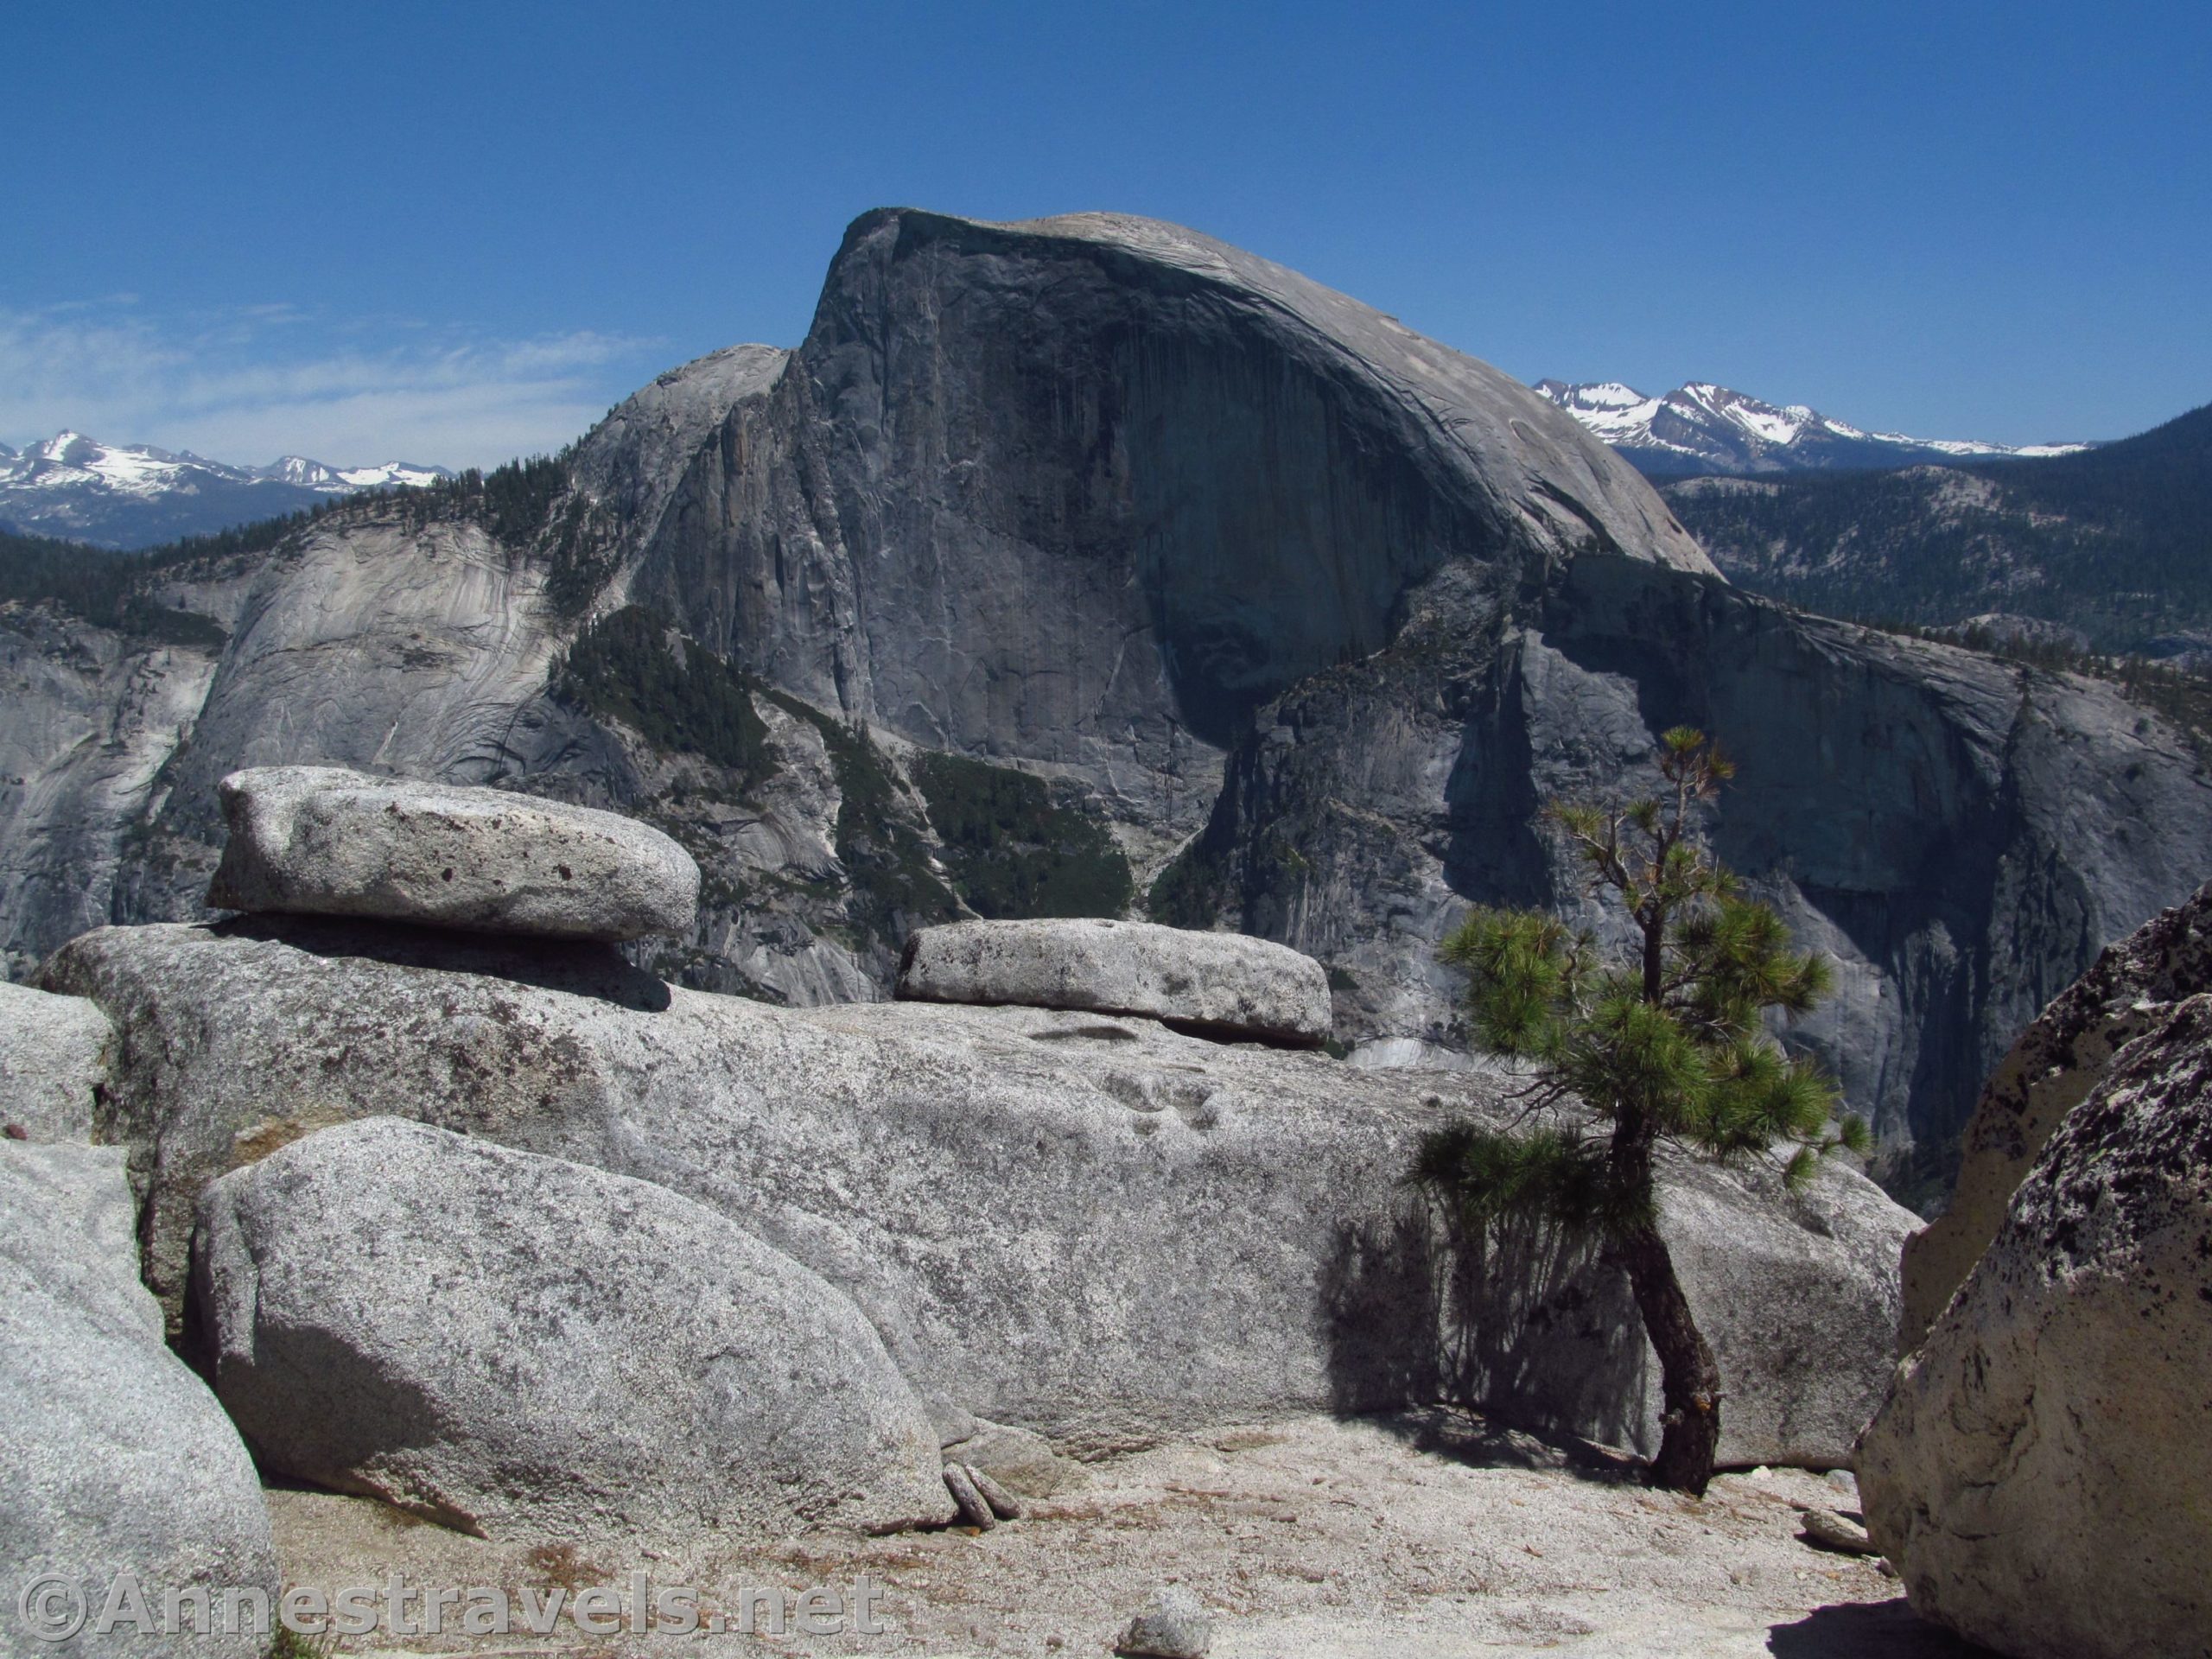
left=0, top=299, right=664, bottom=469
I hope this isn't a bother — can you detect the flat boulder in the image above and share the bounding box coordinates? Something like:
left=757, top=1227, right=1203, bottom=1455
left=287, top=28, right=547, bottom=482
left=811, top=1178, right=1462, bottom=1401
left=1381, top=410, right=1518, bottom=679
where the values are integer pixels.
left=1859, top=994, right=2212, bottom=1658
left=0, top=981, right=110, bottom=1141
left=897, top=918, right=1333, bottom=1046
left=194, top=1115, right=953, bottom=1543
left=0, top=1141, right=276, bottom=1658
left=206, top=765, right=698, bottom=940
left=1900, top=877, right=2212, bottom=1347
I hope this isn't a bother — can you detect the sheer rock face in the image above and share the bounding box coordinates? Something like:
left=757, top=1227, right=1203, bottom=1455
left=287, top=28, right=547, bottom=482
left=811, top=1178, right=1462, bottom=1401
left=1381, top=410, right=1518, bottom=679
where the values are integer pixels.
left=0, top=1141, right=277, bottom=1659
left=635, top=209, right=1709, bottom=806
left=1899, top=878, right=2212, bottom=1346
left=207, top=765, right=700, bottom=940
left=3, top=208, right=2210, bottom=1160
left=1171, top=553, right=2212, bottom=1148
left=44, top=916, right=1913, bottom=1469
left=194, top=1116, right=952, bottom=1543
left=1859, top=994, right=2212, bottom=1659
left=0, top=607, right=222, bottom=982
left=570, top=342, right=789, bottom=556
left=896, top=917, right=1333, bottom=1045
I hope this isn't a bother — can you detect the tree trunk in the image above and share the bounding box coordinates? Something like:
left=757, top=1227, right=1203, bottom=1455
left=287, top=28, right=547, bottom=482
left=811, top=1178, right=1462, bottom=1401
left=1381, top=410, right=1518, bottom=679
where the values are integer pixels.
left=1618, top=1219, right=1723, bottom=1496
left=1610, top=1103, right=1724, bottom=1497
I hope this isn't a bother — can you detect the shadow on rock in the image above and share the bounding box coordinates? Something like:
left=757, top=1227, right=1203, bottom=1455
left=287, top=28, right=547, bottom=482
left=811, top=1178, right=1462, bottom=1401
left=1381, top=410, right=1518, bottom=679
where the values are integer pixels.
left=1766, top=1599, right=1997, bottom=1658
left=1437, top=1207, right=1651, bottom=1452
left=1318, top=1211, right=1442, bottom=1411
left=1320, top=1197, right=1654, bottom=1457
left=213, top=915, right=673, bottom=1012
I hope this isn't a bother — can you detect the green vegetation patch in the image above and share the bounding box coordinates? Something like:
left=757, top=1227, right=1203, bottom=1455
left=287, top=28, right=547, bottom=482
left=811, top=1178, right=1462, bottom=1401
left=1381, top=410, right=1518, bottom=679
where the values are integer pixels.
left=556, top=607, right=774, bottom=786
left=402, top=454, right=569, bottom=546
left=393, top=453, right=615, bottom=617
left=539, top=494, right=620, bottom=618
left=1669, top=401, right=2212, bottom=654
left=747, top=684, right=961, bottom=946
left=911, top=751, right=1134, bottom=920
left=1148, top=829, right=1232, bottom=930
left=0, top=519, right=302, bottom=645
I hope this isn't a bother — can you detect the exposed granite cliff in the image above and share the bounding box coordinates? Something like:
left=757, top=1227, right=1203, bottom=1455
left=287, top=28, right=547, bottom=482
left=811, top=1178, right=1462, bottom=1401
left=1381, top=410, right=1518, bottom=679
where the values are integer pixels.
left=636, top=210, right=1708, bottom=777
left=3, top=207, right=2207, bottom=1164
left=1161, top=553, right=2212, bottom=1145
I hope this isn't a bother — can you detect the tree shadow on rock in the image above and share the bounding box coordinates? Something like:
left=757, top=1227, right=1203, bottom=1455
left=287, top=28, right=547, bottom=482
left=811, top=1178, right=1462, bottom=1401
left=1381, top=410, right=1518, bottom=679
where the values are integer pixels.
left=1430, top=1205, right=1654, bottom=1456
left=216, top=914, right=673, bottom=1012
left=1318, top=1209, right=1443, bottom=1412
left=1767, top=1599, right=1999, bottom=1658
left=1317, top=1197, right=1655, bottom=1459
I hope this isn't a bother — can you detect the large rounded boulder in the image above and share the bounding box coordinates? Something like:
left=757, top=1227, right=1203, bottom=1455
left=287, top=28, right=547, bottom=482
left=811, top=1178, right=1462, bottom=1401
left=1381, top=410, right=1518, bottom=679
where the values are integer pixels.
left=1900, top=877, right=2212, bottom=1347
left=192, top=1116, right=954, bottom=1544
left=1859, top=993, right=2212, bottom=1659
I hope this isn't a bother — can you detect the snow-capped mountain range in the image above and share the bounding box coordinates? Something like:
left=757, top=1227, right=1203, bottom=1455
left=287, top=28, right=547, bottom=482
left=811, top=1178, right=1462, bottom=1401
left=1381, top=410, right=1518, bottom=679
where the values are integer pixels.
left=0, top=432, right=449, bottom=550
left=1534, top=380, right=2090, bottom=478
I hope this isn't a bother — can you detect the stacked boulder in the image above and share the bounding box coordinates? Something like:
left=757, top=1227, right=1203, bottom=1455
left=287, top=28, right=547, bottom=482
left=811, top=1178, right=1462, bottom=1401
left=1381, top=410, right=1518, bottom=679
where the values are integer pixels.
left=1860, top=884, right=2212, bottom=1658
left=163, top=767, right=957, bottom=1540
left=32, top=764, right=1921, bottom=1512
left=206, top=763, right=701, bottom=941
left=896, top=916, right=1335, bottom=1046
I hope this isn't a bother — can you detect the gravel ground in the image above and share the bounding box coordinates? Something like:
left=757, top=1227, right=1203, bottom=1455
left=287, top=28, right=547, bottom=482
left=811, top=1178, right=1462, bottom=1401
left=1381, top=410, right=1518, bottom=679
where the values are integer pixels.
left=269, top=1410, right=1990, bottom=1658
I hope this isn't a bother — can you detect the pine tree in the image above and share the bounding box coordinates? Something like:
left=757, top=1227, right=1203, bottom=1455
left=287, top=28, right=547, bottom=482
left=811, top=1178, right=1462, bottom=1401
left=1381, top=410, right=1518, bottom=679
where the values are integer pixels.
left=1415, top=728, right=1867, bottom=1495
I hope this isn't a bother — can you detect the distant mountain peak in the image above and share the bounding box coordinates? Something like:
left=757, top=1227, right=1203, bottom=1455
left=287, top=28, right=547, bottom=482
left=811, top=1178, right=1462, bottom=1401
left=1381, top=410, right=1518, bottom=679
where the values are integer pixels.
left=260, top=454, right=346, bottom=488
left=257, top=454, right=448, bottom=492
left=0, top=432, right=451, bottom=549
left=1533, top=379, right=2089, bottom=478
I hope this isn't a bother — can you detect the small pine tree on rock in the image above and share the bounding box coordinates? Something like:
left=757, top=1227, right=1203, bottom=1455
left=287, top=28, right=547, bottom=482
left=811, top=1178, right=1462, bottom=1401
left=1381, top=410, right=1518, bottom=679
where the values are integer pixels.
left=1415, top=727, right=1868, bottom=1496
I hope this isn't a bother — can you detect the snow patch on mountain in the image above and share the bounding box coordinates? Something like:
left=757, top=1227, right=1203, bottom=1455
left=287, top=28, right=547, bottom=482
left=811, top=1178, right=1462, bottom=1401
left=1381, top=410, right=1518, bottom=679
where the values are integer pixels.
left=0, top=432, right=451, bottom=548
left=259, top=455, right=448, bottom=492
left=1534, top=380, right=2088, bottom=478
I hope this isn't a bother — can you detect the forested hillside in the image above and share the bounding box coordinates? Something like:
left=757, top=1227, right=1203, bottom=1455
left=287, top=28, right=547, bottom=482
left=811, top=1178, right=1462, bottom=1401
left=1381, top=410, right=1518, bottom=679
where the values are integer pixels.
left=1667, top=401, right=2212, bottom=654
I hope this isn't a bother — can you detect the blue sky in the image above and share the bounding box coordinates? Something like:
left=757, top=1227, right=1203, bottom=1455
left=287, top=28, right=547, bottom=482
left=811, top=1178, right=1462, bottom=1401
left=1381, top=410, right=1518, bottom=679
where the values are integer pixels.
left=4, top=0, right=2206, bottom=467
